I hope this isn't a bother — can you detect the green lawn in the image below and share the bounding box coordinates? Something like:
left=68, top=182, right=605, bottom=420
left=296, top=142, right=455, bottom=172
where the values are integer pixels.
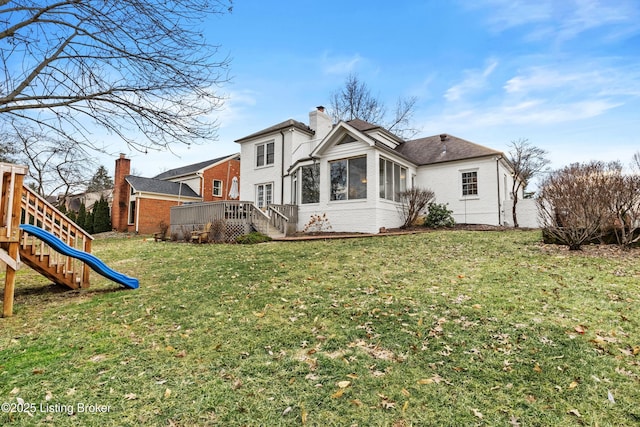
left=1, top=230, right=639, bottom=426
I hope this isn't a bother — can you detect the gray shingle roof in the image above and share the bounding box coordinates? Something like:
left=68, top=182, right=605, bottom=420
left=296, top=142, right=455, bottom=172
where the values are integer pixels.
left=126, top=176, right=200, bottom=198
left=235, top=119, right=314, bottom=143
left=153, top=154, right=238, bottom=180
left=396, top=134, right=502, bottom=166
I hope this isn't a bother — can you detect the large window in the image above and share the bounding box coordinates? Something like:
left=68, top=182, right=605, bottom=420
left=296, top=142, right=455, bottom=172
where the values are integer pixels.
left=212, top=179, right=223, bottom=197
left=301, top=164, right=320, bottom=204
left=256, top=183, right=273, bottom=208
left=379, top=158, right=407, bottom=202
left=330, top=156, right=367, bottom=201
left=462, top=171, right=478, bottom=196
left=256, top=141, right=275, bottom=167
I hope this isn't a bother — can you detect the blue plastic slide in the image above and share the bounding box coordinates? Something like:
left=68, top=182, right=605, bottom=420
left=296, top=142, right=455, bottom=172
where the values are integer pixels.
left=20, top=224, right=139, bottom=289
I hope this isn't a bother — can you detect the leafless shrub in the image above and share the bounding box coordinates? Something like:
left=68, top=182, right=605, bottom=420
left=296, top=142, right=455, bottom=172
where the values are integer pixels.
left=537, top=161, right=614, bottom=250
left=303, top=213, right=333, bottom=233
left=605, top=169, right=640, bottom=248
left=398, top=187, right=435, bottom=229
left=208, top=218, right=227, bottom=243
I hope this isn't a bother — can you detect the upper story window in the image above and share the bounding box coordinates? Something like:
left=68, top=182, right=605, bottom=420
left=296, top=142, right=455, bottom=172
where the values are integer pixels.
left=212, top=179, right=223, bottom=197
left=330, top=156, right=367, bottom=201
left=256, top=141, right=275, bottom=167
left=462, top=171, right=478, bottom=196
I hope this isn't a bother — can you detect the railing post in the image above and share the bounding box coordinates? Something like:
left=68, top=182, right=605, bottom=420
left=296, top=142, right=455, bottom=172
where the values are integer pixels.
left=3, top=167, right=25, bottom=317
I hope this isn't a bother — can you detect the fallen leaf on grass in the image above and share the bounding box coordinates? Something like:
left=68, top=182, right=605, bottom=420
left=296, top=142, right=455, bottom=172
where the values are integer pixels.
left=471, top=408, right=483, bottom=419
left=282, top=406, right=292, bottom=416
left=607, top=390, right=615, bottom=404
left=337, top=380, right=351, bottom=388
left=164, top=388, right=171, bottom=399
left=568, top=409, right=581, bottom=417
left=124, top=393, right=137, bottom=400
left=331, top=389, right=345, bottom=399
left=568, top=381, right=578, bottom=390
left=574, top=325, right=586, bottom=334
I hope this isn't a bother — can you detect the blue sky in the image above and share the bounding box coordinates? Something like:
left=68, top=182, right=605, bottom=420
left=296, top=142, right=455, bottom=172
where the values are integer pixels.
left=112, top=0, right=640, bottom=181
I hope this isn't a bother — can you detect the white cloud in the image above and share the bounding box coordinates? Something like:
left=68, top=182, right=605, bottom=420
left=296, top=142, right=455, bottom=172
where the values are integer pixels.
left=444, top=59, right=498, bottom=102
left=468, top=0, right=640, bottom=43
left=321, top=52, right=364, bottom=75
left=215, top=89, right=258, bottom=128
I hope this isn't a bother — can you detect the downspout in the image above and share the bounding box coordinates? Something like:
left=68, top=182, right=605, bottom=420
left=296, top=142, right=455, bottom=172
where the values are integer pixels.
left=280, top=130, right=286, bottom=205
left=496, top=156, right=502, bottom=226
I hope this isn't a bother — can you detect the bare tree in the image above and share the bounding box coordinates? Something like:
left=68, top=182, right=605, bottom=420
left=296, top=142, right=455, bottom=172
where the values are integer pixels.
left=537, top=161, right=613, bottom=250
left=397, top=187, right=435, bottom=229
left=329, top=73, right=419, bottom=139
left=507, top=138, right=550, bottom=227
left=10, top=125, right=94, bottom=198
left=0, top=0, right=232, bottom=154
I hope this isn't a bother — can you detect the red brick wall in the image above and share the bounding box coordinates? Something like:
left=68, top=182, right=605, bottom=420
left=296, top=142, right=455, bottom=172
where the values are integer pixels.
left=201, top=159, right=241, bottom=201
left=131, top=197, right=179, bottom=234
left=112, top=154, right=131, bottom=232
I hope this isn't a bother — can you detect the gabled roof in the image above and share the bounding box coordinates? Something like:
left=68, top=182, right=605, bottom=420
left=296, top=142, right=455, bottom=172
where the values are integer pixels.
left=396, top=134, right=502, bottom=166
left=153, top=153, right=239, bottom=180
left=126, top=176, right=200, bottom=198
left=235, top=119, right=314, bottom=143
left=346, top=119, right=404, bottom=145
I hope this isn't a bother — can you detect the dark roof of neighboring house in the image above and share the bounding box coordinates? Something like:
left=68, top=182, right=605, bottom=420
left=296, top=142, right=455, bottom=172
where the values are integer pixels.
left=396, top=134, right=502, bottom=166
left=153, top=154, right=239, bottom=180
left=235, top=119, right=314, bottom=143
left=126, top=175, right=200, bottom=198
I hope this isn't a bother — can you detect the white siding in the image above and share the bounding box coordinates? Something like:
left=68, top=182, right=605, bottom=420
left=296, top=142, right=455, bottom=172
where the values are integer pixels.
left=503, top=199, right=541, bottom=228
left=415, top=157, right=509, bottom=225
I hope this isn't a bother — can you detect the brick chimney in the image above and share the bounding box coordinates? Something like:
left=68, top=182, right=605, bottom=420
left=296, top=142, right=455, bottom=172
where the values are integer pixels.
left=309, top=106, right=332, bottom=140
left=112, top=154, right=131, bottom=232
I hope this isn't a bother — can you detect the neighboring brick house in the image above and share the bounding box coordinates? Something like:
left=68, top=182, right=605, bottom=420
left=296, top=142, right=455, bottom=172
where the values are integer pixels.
left=112, top=153, right=240, bottom=234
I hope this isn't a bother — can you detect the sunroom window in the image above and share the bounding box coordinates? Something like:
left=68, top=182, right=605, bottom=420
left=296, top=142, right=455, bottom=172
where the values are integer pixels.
left=330, top=156, right=367, bottom=200
left=301, top=163, right=320, bottom=204
left=379, top=158, right=407, bottom=201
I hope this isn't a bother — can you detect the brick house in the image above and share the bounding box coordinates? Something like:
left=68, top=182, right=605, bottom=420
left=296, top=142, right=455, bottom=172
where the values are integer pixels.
left=112, top=153, right=241, bottom=234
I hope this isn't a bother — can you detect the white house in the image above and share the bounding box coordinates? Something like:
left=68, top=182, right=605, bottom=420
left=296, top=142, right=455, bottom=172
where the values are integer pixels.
left=236, top=107, right=522, bottom=234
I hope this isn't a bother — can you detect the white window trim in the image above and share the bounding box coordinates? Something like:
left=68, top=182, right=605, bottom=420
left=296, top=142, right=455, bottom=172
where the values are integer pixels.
left=460, top=168, right=480, bottom=199
left=212, top=179, right=223, bottom=197
left=255, top=140, right=275, bottom=168
left=255, top=182, right=274, bottom=208
left=328, top=156, right=367, bottom=202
